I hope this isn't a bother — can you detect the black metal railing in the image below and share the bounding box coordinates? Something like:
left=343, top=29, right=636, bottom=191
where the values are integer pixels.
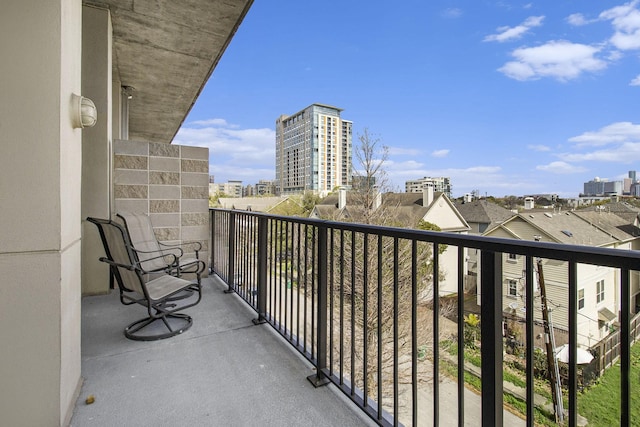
left=210, top=208, right=637, bottom=427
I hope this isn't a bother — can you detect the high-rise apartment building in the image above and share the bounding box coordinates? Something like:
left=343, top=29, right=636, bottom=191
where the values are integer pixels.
left=275, top=104, right=352, bottom=196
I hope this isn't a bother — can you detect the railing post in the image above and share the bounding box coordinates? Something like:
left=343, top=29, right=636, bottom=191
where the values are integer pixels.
left=226, top=211, right=236, bottom=293
left=620, top=268, right=630, bottom=427
left=253, top=215, right=268, bottom=325
left=308, top=223, right=330, bottom=387
left=480, top=250, right=503, bottom=427
left=209, top=209, right=214, bottom=275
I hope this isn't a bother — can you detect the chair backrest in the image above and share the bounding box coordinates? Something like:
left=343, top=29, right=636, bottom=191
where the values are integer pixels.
left=88, top=217, right=145, bottom=295
left=116, top=212, right=169, bottom=272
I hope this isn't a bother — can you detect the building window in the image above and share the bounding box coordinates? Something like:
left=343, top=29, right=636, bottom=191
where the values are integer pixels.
left=578, top=288, right=585, bottom=310
left=596, top=280, right=605, bottom=303
left=508, top=279, right=518, bottom=298
left=507, top=253, right=517, bottom=262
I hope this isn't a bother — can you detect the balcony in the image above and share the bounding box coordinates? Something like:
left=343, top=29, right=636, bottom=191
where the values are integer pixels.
left=72, top=275, right=374, bottom=426
left=74, top=208, right=638, bottom=426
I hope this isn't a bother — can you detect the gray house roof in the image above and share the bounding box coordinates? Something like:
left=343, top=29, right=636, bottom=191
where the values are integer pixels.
left=311, top=191, right=470, bottom=232
left=454, top=199, right=515, bottom=231
left=580, top=202, right=640, bottom=224
left=486, top=210, right=640, bottom=247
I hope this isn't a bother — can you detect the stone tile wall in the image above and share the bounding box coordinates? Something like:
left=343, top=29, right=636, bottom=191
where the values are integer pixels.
left=113, top=140, right=209, bottom=275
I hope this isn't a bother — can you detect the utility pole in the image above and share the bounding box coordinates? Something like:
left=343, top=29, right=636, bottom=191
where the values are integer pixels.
left=537, top=258, right=564, bottom=423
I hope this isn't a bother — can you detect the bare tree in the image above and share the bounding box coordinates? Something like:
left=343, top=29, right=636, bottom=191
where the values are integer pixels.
left=328, top=129, right=453, bottom=412
left=350, top=128, right=391, bottom=224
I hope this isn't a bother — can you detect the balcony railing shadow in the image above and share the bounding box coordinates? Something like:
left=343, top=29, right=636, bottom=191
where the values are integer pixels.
left=71, top=276, right=375, bottom=426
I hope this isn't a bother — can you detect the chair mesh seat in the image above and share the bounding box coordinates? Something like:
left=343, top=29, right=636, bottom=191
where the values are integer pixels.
left=146, top=275, right=195, bottom=301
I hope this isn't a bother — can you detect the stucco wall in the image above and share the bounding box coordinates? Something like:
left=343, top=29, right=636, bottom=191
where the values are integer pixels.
left=0, top=0, right=82, bottom=425
left=113, top=139, right=209, bottom=273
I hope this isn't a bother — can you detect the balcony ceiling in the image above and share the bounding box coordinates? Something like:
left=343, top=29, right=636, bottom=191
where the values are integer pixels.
left=84, top=0, right=253, bottom=143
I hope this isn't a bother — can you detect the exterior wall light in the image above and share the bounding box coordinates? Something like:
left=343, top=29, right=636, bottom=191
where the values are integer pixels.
left=71, top=93, right=98, bottom=128
left=122, top=85, right=135, bottom=99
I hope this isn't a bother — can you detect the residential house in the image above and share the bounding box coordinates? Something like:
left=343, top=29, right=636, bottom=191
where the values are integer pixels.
left=483, top=210, right=640, bottom=348
left=454, top=199, right=516, bottom=292
left=311, top=187, right=471, bottom=298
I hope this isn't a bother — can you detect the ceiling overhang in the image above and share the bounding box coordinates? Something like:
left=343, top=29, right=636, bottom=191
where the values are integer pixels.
left=84, top=0, right=253, bottom=143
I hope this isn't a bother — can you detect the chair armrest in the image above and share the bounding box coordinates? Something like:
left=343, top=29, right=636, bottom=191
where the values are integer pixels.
left=158, top=240, right=202, bottom=258
left=167, top=258, right=206, bottom=275
left=134, top=246, right=184, bottom=258
left=132, top=251, right=180, bottom=272
left=98, top=257, right=139, bottom=272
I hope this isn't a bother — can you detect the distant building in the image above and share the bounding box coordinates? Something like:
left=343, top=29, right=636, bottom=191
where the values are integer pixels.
left=405, top=176, right=451, bottom=198
left=351, top=175, right=375, bottom=192
left=583, top=177, right=623, bottom=196
left=275, top=104, right=352, bottom=196
left=254, top=179, right=276, bottom=196
left=209, top=180, right=243, bottom=198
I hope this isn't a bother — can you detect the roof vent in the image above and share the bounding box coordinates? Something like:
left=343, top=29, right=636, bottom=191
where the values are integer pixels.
left=561, top=230, right=573, bottom=237
left=544, top=213, right=553, bottom=218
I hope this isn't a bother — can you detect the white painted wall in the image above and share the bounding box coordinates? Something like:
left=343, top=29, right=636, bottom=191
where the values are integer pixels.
left=81, top=5, right=113, bottom=295
left=0, top=0, right=82, bottom=425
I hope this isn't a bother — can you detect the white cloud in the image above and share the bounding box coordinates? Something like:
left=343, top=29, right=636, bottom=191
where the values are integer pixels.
left=567, top=13, right=590, bottom=26
left=388, top=146, right=421, bottom=156
left=600, top=1, right=640, bottom=50
left=536, top=161, right=587, bottom=174
left=431, top=149, right=450, bottom=158
left=188, top=118, right=233, bottom=127
left=560, top=142, right=640, bottom=163
left=442, top=8, right=462, bottom=18
left=484, top=16, right=545, bottom=42
left=528, top=144, right=551, bottom=152
left=174, top=119, right=275, bottom=184
left=498, top=40, right=607, bottom=81
left=631, top=74, right=640, bottom=85
left=568, top=121, right=640, bottom=146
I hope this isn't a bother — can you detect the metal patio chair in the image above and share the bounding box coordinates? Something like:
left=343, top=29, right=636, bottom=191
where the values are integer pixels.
left=116, top=212, right=205, bottom=284
left=88, top=217, right=203, bottom=341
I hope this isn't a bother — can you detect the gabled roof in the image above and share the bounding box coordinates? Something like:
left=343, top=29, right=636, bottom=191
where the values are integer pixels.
left=484, top=210, right=640, bottom=247
left=572, top=210, right=640, bottom=240
left=580, top=202, right=640, bottom=224
left=312, top=191, right=470, bottom=232
left=454, top=199, right=515, bottom=229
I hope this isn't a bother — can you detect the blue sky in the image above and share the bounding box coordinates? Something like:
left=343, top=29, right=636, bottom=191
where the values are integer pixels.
left=174, top=1, right=640, bottom=198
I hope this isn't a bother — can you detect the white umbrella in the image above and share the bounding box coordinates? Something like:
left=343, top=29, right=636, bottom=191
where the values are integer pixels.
left=555, top=344, right=594, bottom=364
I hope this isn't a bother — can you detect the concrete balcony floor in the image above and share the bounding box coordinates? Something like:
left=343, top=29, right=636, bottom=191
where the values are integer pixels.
left=71, top=276, right=375, bottom=426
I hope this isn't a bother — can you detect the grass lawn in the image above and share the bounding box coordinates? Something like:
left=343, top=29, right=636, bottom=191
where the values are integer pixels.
left=577, top=342, right=640, bottom=426
left=440, top=339, right=640, bottom=425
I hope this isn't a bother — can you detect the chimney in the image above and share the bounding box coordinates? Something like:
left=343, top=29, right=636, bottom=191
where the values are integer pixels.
left=338, top=187, right=347, bottom=209
left=423, top=184, right=434, bottom=207
left=374, top=189, right=382, bottom=211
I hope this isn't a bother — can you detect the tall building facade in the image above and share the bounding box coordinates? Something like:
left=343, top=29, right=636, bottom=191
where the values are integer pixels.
left=275, top=104, right=352, bottom=196
left=583, top=177, right=623, bottom=196
left=405, top=176, right=452, bottom=198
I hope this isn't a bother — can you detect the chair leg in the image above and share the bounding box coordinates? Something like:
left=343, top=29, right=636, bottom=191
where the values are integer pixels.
left=124, top=313, right=193, bottom=341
